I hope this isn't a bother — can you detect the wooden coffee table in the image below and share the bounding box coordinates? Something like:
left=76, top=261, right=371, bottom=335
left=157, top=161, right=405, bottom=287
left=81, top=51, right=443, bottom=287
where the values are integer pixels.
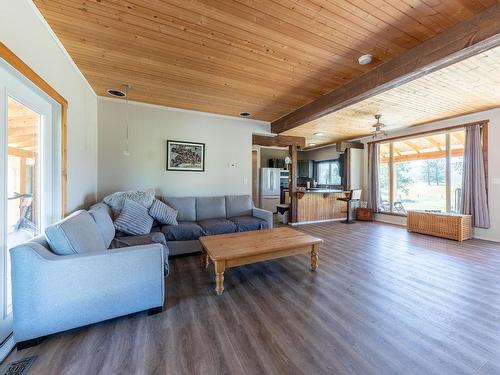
left=199, top=227, right=323, bottom=295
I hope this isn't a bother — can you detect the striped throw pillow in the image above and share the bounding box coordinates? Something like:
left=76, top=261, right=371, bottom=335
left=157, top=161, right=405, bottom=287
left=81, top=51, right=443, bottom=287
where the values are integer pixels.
left=149, top=199, right=178, bottom=226
left=114, top=199, right=154, bottom=235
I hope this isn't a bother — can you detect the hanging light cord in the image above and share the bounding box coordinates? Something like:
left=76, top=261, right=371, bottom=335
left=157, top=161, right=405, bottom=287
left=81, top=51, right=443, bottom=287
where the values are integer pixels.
left=124, top=84, right=131, bottom=156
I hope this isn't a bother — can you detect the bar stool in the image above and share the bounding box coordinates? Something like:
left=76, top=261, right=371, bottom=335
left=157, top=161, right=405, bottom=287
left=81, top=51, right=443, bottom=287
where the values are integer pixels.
left=337, top=189, right=362, bottom=224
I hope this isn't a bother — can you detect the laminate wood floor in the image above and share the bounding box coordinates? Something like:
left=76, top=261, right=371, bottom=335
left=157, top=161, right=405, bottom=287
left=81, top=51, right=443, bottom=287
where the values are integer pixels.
left=2, top=222, right=500, bottom=375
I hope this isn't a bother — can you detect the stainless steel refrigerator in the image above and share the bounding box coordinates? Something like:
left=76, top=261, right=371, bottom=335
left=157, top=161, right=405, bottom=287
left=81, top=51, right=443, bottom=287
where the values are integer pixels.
left=260, top=168, right=281, bottom=213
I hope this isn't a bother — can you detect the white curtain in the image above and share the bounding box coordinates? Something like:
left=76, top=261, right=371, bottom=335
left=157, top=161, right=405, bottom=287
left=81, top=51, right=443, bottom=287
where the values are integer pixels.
left=460, top=124, right=490, bottom=228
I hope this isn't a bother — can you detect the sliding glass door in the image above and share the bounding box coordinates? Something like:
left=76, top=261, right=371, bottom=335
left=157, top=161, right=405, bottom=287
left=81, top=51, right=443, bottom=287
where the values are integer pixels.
left=0, top=60, right=58, bottom=343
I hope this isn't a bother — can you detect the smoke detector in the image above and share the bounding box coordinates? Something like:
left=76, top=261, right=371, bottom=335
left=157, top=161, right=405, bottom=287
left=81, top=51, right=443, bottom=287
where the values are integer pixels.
left=358, top=54, right=373, bottom=65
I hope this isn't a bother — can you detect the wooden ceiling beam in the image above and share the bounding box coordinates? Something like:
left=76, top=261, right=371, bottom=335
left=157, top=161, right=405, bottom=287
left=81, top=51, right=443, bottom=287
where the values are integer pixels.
left=7, top=127, right=38, bottom=137
left=253, top=134, right=305, bottom=148
left=403, top=141, right=421, bottom=153
left=426, top=137, right=445, bottom=150
left=8, top=147, right=36, bottom=158
left=8, top=134, right=37, bottom=143
left=452, top=132, right=465, bottom=144
left=271, top=4, right=500, bottom=134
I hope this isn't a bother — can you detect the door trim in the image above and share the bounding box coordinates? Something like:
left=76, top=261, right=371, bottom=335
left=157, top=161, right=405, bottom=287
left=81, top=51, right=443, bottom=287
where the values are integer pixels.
left=0, top=334, right=14, bottom=363
left=0, top=42, right=68, bottom=217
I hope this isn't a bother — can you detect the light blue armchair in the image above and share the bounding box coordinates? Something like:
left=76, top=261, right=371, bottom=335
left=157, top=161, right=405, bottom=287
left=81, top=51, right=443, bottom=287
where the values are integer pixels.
left=10, top=210, right=165, bottom=348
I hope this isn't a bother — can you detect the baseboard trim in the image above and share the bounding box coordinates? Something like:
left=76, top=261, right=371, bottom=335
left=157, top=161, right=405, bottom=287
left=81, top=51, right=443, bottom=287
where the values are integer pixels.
left=16, top=337, right=44, bottom=350
left=0, top=334, right=15, bottom=363
left=289, top=218, right=344, bottom=226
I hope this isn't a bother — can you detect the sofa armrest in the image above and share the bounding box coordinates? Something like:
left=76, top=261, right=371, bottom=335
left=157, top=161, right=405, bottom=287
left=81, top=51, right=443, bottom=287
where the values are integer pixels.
left=10, top=242, right=164, bottom=342
left=253, top=207, right=273, bottom=229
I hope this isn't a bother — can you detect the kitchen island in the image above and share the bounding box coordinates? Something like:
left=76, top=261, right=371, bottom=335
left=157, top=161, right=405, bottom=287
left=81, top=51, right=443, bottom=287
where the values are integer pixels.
left=284, top=189, right=349, bottom=224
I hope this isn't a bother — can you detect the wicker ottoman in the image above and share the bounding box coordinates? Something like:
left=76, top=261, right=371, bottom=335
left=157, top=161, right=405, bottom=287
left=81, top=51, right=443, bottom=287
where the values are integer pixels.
left=407, top=210, right=472, bottom=241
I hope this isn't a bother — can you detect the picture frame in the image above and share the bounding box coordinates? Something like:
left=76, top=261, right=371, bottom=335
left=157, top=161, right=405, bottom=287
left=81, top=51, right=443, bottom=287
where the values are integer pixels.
left=166, top=140, right=205, bottom=172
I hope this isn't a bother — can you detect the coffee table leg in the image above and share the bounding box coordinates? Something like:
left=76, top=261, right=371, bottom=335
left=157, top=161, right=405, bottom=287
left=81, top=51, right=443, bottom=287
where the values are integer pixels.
left=214, top=261, right=225, bottom=295
left=311, top=244, right=319, bottom=271
left=201, top=249, right=209, bottom=269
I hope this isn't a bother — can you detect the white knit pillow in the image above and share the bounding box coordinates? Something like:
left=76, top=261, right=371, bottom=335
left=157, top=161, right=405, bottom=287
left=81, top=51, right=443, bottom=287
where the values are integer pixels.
left=103, top=189, right=155, bottom=217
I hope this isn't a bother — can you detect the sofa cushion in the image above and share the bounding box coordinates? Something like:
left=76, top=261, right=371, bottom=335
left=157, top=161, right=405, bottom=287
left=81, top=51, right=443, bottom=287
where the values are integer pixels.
left=103, top=189, right=155, bottom=217
left=226, top=195, right=253, bottom=218
left=89, top=205, right=115, bottom=248
left=162, top=221, right=204, bottom=241
left=229, top=215, right=270, bottom=232
left=196, top=196, right=226, bottom=221
left=149, top=199, right=178, bottom=226
left=114, top=199, right=154, bottom=236
left=198, top=218, right=237, bottom=235
left=45, top=210, right=107, bottom=255
left=110, top=232, right=169, bottom=274
left=162, top=197, right=196, bottom=222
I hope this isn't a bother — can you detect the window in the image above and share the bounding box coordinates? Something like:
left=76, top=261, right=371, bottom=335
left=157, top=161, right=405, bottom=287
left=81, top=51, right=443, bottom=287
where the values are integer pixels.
left=378, top=130, right=465, bottom=214
left=316, top=160, right=341, bottom=185
left=379, top=145, right=390, bottom=211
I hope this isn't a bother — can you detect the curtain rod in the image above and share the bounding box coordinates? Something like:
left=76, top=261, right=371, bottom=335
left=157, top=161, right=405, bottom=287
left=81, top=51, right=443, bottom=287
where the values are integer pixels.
left=367, top=119, right=489, bottom=144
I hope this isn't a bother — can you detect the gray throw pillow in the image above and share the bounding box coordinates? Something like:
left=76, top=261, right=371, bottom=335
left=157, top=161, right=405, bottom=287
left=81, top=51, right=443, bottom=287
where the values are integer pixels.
left=103, top=189, right=155, bottom=217
left=45, top=210, right=107, bottom=255
left=149, top=199, right=178, bottom=226
left=114, top=199, right=154, bottom=236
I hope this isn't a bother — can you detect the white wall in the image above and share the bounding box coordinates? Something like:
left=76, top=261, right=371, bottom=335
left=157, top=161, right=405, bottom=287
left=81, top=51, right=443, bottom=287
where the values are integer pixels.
left=97, top=98, right=270, bottom=199
left=360, top=107, right=500, bottom=242
left=0, top=0, right=98, bottom=212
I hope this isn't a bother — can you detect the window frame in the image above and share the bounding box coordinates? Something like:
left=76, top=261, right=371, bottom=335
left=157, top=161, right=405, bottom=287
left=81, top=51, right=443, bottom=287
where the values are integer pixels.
left=373, top=122, right=488, bottom=216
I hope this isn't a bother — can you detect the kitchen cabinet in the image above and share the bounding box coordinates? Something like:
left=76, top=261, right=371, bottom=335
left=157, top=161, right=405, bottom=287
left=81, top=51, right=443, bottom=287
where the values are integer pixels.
left=268, top=158, right=285, bottom=168
left=298, top=160, right=314, bottom=178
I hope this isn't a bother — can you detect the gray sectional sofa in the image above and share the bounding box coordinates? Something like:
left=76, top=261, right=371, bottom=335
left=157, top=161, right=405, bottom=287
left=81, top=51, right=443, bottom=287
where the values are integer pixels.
left=93, top=194, right=273, bottom=256
left=9, top=194, right=271, bottom=347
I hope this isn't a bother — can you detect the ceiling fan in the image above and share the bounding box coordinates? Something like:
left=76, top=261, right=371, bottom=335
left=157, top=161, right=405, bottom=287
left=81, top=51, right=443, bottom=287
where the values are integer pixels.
left=371, top=114, right=387, bottom=139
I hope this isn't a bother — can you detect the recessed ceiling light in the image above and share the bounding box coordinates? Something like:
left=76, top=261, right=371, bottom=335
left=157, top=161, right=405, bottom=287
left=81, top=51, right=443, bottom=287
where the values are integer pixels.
left=107, top=88, right=126, bottom=97
left=314, top=132, right=324, bottom=137
left=358, top=54, right=373, bottom=65
left=239, top=112, right=251, bottom=117
left=308, top=143, right=316, bottom=147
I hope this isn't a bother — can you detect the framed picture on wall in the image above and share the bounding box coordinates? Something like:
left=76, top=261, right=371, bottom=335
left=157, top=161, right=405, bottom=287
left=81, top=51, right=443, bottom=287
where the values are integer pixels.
left=166, top=140, right=205, bottom=172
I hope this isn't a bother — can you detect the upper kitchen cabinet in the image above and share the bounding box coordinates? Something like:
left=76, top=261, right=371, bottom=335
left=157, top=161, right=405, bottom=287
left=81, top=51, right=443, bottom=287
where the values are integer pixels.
left=298, top=160, right=314, bottom=178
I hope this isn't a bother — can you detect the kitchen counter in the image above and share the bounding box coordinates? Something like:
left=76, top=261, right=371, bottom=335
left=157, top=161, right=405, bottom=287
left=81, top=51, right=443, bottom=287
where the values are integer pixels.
left=283, top=189, right=349, bottom=223
left=301, top=189, right=345, bottom=193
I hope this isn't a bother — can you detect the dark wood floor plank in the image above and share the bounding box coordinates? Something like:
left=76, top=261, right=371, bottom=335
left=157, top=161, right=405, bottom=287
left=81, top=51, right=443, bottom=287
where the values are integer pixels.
left=2, top=221, right=500, bottom=375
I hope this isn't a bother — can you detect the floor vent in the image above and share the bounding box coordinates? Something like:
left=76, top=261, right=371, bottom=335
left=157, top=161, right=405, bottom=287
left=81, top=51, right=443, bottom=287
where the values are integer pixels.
left=3, top=356, right=37, bottom=375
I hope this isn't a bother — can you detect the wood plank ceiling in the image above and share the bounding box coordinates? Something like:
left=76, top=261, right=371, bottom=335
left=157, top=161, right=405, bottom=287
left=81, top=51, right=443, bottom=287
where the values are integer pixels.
left=283, top=46, right=500, bottom=147
left=34, top=0, right=497, bottom=123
